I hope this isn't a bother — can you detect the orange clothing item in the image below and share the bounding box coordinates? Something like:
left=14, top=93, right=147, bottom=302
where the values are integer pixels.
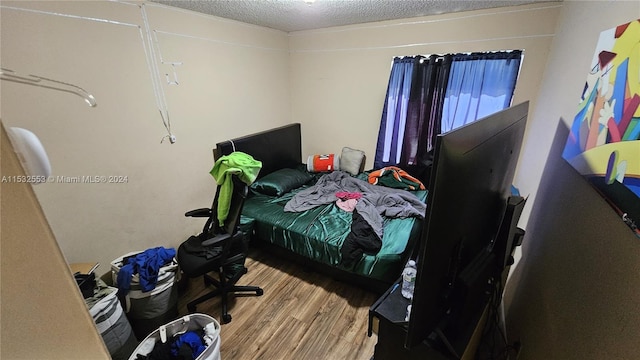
left=368, top=166, right=426, bottom=191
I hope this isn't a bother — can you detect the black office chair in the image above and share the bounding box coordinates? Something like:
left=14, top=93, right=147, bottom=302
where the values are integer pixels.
left=177, top=174, right=263, bottom=324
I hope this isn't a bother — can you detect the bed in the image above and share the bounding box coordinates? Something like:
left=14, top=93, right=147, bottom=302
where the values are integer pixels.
left=213, top=123, right=427, bottom=293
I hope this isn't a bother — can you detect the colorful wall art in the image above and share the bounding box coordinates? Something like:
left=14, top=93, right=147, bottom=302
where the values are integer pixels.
left=562, top=19, right=640, bottom=237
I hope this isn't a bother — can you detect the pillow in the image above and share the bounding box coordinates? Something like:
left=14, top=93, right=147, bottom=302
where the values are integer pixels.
left=339, top=147, right=366, bottom=176
left=250, top=168, right=313, bottom=196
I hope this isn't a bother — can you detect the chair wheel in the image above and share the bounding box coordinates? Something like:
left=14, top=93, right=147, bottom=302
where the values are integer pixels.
left=222, top=313, right=232, bottom=324
left=187, top=304, right=196, bottom=313
left=256, top=289, right=264, bottom=296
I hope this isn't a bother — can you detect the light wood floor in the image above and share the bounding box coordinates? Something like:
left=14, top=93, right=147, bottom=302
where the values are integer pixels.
left=177, top=248, right=379, bottom=360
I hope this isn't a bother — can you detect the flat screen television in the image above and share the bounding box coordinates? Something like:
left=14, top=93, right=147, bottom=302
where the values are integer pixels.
left=405, top=101, right=529, bottom=356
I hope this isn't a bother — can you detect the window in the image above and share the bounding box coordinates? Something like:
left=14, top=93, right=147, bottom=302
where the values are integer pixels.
left=374, top=50, right=523, bottom=180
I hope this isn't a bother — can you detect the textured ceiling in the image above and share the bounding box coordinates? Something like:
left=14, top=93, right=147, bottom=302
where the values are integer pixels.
left=150, top=0, right=561, bottom=32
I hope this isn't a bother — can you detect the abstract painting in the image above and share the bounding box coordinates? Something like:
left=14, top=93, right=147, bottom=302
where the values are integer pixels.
left=562, top=19, right=640, bottom=237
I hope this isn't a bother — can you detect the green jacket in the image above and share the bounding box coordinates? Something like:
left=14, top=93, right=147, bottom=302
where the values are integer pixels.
left=210, top=152, right=262, bottom=226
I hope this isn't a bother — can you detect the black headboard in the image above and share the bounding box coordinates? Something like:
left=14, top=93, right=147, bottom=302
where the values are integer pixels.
left=213, top=123, right=302, bottom=179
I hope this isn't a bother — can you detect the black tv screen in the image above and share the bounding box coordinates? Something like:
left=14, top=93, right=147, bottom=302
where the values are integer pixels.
left=405, top=102, right=529, bottom=353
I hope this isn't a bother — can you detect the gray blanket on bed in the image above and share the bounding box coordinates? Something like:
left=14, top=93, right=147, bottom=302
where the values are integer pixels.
left=284, top=171, right=426, bottom=239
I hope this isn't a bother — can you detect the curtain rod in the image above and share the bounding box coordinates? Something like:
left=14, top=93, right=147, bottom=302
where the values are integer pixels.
left=397, top=50, right=522, bottom=61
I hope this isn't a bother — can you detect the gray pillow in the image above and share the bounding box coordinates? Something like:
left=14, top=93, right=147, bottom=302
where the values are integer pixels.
left=339, top=147, right=366, bottom=176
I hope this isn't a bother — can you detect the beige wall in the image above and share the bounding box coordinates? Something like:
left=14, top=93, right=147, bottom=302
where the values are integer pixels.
left=288, top=2, right=560, bottom=176
left=1, top=1, right=290, bottom=271
left=504, top=1, right=640, bottom=359
left=5, top=0, right=639, bottom=357
left=1, top=124, right=111, bottom=359
left=1, top=0, right=561, bottom=279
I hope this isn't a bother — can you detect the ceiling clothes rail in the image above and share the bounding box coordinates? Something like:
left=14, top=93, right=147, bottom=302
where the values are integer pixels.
left=140, top=3, right=176, bottom=144
left=0, top=67, right=100, bottom=181
left=0, top=67, right=97, bottom=107
left=2, top=1, right=284, bottom=145
left=1, top=3, right=179, bottom=144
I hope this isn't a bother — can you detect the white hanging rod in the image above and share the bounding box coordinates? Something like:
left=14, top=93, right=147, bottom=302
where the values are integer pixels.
left=0, top=67, right=97, bottom=107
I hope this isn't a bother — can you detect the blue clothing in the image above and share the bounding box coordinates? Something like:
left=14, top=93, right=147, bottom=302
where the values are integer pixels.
left=116, top=247, right=176, bottom=296
left=171, top=331, right=206, bottom=359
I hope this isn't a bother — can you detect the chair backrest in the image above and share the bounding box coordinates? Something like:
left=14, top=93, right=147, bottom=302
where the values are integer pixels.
left=223, top=175, right=248, bottom=235
left=205, top=174, right=248, bottom=237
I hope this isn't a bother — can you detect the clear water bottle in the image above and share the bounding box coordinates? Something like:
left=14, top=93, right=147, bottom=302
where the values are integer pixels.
left=401, top=260, right=417, bottom=299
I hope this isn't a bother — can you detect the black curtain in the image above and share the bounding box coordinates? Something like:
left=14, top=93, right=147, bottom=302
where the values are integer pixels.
left=400, top=54, right=452, bottom=184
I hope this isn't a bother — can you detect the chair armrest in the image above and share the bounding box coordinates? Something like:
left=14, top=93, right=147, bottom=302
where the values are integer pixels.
left=202, top=233, right=231, bottom=247
left=185, top=208, right=212, bottom=217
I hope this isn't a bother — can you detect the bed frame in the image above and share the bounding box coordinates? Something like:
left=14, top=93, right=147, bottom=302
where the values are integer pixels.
left=214, top=123, right=393, bottom=294
left=214, top=123, right=302, bottom=180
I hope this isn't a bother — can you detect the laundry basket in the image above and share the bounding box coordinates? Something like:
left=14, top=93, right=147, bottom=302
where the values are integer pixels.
left=86, top=280, right=138, bottom=360
left=127, top=313, right=221, bottom=360
left=111, top=248, right=180, bottom=340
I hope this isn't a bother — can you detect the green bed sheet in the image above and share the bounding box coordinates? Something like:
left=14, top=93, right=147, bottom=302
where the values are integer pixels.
left=241, top=184, right=427, bottom=284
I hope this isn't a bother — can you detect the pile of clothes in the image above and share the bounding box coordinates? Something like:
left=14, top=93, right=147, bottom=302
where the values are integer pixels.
left=285, top=170, right=427, bottom=267
left=334, top=191, right=379, bottom=266
left=133, top=322, right=218, bottom=360
left=285, top=171, right=426, bottom=240
left=335, top=191, right=362, bottom=212
left=116, top=247, right=176, bottom=297
left=367, top=166, right=425, bottom=191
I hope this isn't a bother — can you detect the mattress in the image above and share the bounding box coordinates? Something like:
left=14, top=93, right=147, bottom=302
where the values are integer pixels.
left=242, top=183, right=427, bottom=284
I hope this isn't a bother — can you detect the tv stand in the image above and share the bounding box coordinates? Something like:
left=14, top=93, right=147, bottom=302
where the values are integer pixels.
left=432, top=327, right=463, bottom=359
left=369, top=204, right=526, bottom=360
left=368, top=277, right=491, bottom=360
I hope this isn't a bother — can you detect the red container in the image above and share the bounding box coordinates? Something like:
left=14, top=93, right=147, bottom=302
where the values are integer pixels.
left=307, top=154, right=339, bottom=172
